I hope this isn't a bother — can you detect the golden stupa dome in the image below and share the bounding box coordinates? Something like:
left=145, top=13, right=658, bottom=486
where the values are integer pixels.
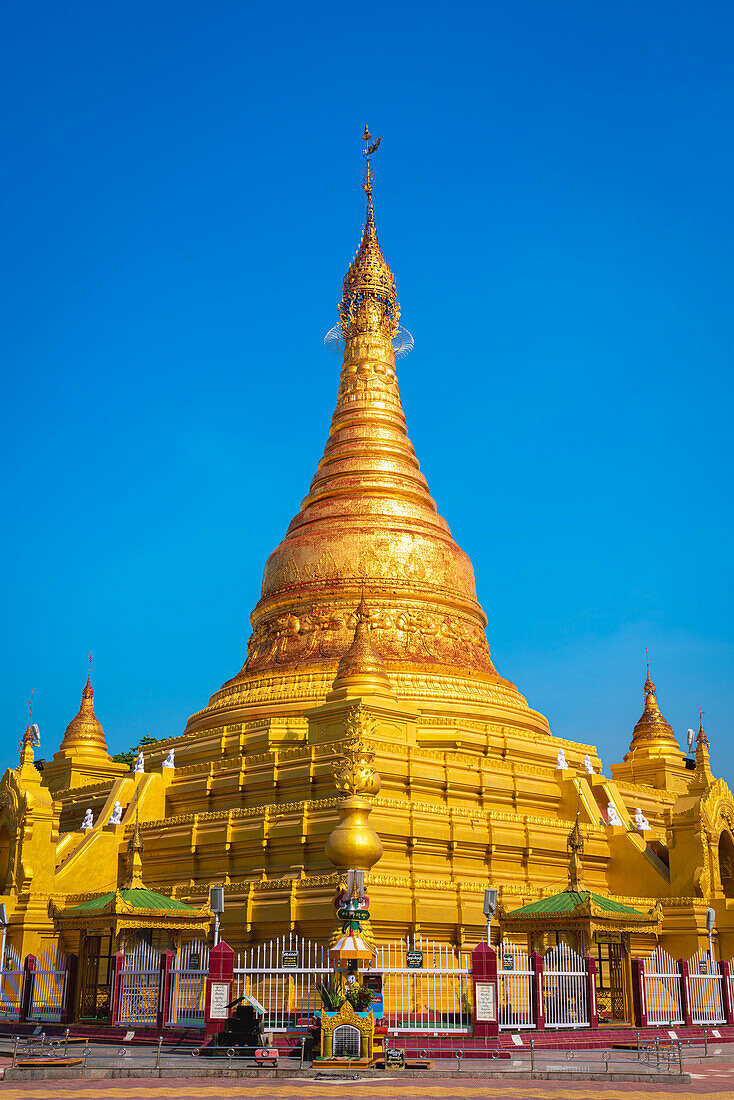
left=187, top=134, right=549, bottom=737
left=626, top=662, right=680, bottom=756
left=59, top=673, right=110, bottom=755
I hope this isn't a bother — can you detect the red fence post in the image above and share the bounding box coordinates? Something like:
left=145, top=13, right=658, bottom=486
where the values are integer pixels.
left=471, top=941, right=499, bottom=1039
left=157, top=949, right=175, bottom=1029
left=632, top=958, right=648, bottom=1027
left=677, top=958, right=693, bottom=1027
left=20, top=954, right=36, bottom=1022
left=718, top=960, right=734, bottom=1026
left=110, top=951, right=125, bottom=1026
left=205, top=941, right=234, bottom=1038
left=529, top=951, right=545, bottom=1031
left=585, top=955, right=598, bottom=1028
left=62, top=954, right=79, bottom=1025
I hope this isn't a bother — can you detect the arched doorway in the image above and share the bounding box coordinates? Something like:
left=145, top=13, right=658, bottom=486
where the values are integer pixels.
left=719, top=832, right=734, bottom=897
left=332, top=1023, right=361, bottom=1058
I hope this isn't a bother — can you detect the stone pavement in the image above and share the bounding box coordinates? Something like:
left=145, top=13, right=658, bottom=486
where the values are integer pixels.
left=2, top=1074, right=734, bottom=1097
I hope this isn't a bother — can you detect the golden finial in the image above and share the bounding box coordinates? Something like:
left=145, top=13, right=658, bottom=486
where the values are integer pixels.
left=697, top=709, right=709, bottom=747
left=566, top=809, right=585, bottom=892
left=125, top=801, right=145, bottom=888
left=338, top=127, right=398, bottom=343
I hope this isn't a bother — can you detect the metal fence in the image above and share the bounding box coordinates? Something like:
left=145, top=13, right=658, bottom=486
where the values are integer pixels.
left=373, top=935, right=472, bottom=1033
left=233, top=934, right=330, bottom=1031
left=167, top=940, right=209, bottom=1028
left=543, top=942, right=588, bottom=1028
left=643, top=947, right=684, bottom=1026
left=0, top=945, right=23, bottom=1020
left=497, top=938, right=534, bottom=1029
left=118, top=941, right=161, bottom=1025
left=28, top=945, right=68, bottom=1022
left=688, top=948, right=724, bottom=1025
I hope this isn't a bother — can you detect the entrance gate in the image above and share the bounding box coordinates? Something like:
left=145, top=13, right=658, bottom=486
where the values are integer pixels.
left=79, top=934, right=114, bottom=1021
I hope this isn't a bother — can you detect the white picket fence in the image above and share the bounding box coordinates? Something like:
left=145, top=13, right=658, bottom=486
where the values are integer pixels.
left=497, top=939, right=534, bottom=1029
left=543, top=943, right=589, bottom=1028
left=374, top=935, right=472, bottom=1033
left=117, top=941, right=161, bottom=1025
left=233, top=934, right=331, bottom=1031
left=167, top=940, right=209, bottom=1027
left=643, top=947, right=684, bottom=1025
left=688, top=948, right=725, bottom=1025
left=0, top=945, right=23, bottom=1020
left=28, top=946, right=68, bottom=1022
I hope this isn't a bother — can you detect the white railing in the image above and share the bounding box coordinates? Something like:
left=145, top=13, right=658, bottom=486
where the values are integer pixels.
left=643, top=946, right=683, bottom=1025
left=497, top=938, right=534, bottom=1029
left=118, top=941, right=161, bottom=1025
left=28, top=946, right=68, bottom=1022
left=233, top=934, right=330, bottom=1031
left=373, top=935, right=472, bottom=1033
left=0, top=945, right=23, bottom=1020
left=688, top=948, right=725, bottom=1024
left=543, top=943, right=588, bottom=1028
left=167, top=940, right=209, bottom=1028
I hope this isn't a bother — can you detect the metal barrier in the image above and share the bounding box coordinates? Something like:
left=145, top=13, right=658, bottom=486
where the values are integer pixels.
left=373, top=935, right=472, bottom=1033
left=233, top=934, right=330, bottom=1030
left=117, top=941, right=161, bottom=1025
left=543, top=943, right=588, bottom=1028
left=167, top=940, right=209, bottom=1027
left=688, top=948, right=725, bottom=1024
left=0, top=945, right=24, bottom=1020
left=497, top=938, right=534, bottom=1030
left=28, top=946, right=68, bottom=1022
left=643, top=947, right=684, bottom=1026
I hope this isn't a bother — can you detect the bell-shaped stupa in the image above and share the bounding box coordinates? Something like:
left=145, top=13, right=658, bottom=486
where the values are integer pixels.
left=187, top=130, right=549, bottom=742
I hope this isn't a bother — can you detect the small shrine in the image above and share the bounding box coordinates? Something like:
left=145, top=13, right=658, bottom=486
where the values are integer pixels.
left=500, top=814, right=662, bottom=1022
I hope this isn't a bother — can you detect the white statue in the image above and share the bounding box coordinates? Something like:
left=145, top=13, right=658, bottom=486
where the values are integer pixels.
left=81, top=808, right=94, bottom=831
left=584, top=754, right=594, bottom=775
left=162, top=748, right=175, bottom=769
left=134, top=751, right=144, bottom=773
left=607, top=802, right=623, bottom=827
left=109, top=800, right=123, bottom=825
left=556, top=748, right=568, bottom=770
left=634, top=807, right=651, bottom=832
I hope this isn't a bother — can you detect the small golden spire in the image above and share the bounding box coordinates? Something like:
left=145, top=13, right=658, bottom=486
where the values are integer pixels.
left=691, top=708, right=713, bottom=788
left=124, top=803, right=145, bottom=889
left=18, top=690, right=40, bottom=769
left=328, top=595, right=394, bottom=699
left=627, top=656, right=679, bottom=754
left=566, top=810, right=585, bottom=892
left=58, top=660, right=111, bottom=756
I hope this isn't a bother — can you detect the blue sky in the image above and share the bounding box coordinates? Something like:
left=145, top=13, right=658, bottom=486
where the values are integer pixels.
left=1, top=1, right=732, bottom=778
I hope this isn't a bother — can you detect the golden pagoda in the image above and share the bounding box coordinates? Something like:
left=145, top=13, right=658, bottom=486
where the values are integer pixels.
left=1, top=131, right=734, bottom=1014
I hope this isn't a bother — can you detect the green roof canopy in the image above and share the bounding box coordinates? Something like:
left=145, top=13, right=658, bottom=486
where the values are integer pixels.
left=64, top=888, right=197, bottom=913
left=507, top=890, right=645, bottom=918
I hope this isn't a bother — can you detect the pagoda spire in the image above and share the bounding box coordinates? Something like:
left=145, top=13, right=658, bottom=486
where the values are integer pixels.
left=566, top=810, right=586, bottom=892
left=124, top=803, right=145, bottom=889
left=692, top=708, right=713, bottom=787
left=58, top=656, right=111, bottom=756
left=627, top=656, right=679, bottom=756
left=338, top=126, right=398, bottom=347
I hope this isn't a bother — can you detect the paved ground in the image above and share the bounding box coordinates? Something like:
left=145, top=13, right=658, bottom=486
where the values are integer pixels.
left=2, top=1075, right=734, bottom=1097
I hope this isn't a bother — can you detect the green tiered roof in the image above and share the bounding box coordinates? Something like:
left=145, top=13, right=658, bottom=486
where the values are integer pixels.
left=65, top=888, right=197, bottom=913
left=507, top=890, right=645, bottom=918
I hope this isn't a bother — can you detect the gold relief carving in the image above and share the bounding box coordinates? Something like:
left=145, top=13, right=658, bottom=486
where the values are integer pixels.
left=241, top=599, right=496, bottom=675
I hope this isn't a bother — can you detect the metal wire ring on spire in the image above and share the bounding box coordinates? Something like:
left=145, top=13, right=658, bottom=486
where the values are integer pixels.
left=323, top=324, right=414, bottom=358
